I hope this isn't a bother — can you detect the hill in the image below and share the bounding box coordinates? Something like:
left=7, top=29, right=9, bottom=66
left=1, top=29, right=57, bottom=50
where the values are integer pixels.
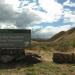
left=49, top=31, right=65, bottom=42
left=49, top=27, right=75, bottom=52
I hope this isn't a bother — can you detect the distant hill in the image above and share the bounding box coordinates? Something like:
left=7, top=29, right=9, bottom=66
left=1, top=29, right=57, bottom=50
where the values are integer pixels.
left=49, top=27, right=75, bottom=42
left=49, top=27, right=75, bottom=52
left=32, top=38, right=48, bottom=42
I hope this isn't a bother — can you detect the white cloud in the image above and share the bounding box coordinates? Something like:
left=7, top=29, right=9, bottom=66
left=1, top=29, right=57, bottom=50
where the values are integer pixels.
left=63, top=0, right=75, bottom=7
left=0, top=0, right=41, bottom=29
left=21, top=0, right=63, bottom=23
left=5, top=0, right=20, bottom=11
left=38, top=25, right=71, bottom=34
left=63, top=8, right=75, bottom=27
left=32, top=25, right=72, bottom=39
left=38, top=0, right=63, bottom=22
left=0, top=23, right=17, bottom=29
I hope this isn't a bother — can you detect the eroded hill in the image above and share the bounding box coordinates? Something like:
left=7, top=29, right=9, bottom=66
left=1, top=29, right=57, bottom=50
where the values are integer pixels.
left=49, top=27, right=75, bottom=52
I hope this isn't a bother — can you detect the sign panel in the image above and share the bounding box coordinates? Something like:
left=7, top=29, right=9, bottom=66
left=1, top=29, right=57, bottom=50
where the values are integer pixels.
left=0, top=29, right=31, bottom=49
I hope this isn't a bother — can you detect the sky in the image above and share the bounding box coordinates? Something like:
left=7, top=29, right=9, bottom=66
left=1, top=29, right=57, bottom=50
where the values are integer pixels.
left=0, top=0, right=75, bottom=39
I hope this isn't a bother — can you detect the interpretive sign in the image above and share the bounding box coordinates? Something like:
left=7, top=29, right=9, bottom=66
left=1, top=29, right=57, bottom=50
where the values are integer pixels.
left=0, top=29, right=31, bottom=49
left=0, top=29, right=31, bottom=63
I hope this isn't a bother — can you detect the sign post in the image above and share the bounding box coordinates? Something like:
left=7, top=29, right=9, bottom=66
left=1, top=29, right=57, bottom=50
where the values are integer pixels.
left=0, top=29, right=31, bottom=63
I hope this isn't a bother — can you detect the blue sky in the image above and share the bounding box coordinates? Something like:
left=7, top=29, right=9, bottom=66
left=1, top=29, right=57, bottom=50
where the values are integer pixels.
left=0, top=0, right=75, bottom=39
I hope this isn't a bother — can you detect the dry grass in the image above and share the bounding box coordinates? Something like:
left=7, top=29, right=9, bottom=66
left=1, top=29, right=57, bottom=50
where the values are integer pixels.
left=0, top=50, right=75, bottom=75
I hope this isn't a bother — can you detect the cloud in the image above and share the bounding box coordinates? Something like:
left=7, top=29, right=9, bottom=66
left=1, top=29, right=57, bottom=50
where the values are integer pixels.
left=0, top=0, right=41, bottom=29
left=0, top=23, right=17, bottom=29
left=63, top=0, right=75, bottom=7
left=38, top=0, right=63, bottom=22
left=64, top=9, right=75, bottom=24
left=15, top=10, right=41, bottom=28
left=32, top=25, right=72, bottom=39
left=63, top=4, right=75, bottom=28
left=5, top=0, right=20, bottom=11
left=20, top=0, right=63, bottom=22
